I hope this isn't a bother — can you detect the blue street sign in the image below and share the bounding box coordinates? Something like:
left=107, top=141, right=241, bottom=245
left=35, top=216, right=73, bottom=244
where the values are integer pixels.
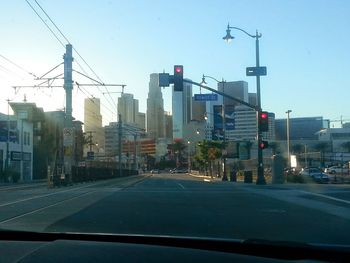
left=246, top=66, right=267, bottom=76
left=194, top=93, right=218, bottom=101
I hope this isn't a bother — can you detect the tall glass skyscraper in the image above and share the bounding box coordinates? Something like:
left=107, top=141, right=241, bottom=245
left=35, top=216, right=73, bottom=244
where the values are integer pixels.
left=146, top=73, right=165, bottom=139
left=172, top=79, right=192, bottom=139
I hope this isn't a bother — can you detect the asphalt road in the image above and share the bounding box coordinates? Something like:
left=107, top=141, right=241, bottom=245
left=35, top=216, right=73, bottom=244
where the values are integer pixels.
left=1, top=173, right=350, bottom=245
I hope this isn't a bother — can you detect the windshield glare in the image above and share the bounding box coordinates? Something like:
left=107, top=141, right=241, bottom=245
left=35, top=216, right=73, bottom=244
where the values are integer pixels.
left=0, top=0, right=350, bottom=247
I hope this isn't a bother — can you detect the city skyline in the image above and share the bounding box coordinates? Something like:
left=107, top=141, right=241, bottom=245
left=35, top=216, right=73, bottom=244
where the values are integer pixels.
left=0, top=1, right=349, bottom=126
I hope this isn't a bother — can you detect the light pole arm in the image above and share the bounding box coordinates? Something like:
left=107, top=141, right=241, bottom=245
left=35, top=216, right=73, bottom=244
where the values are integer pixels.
left=202, top=75, right=221, bottom=83
left=228, top=26, right=261, bottom=39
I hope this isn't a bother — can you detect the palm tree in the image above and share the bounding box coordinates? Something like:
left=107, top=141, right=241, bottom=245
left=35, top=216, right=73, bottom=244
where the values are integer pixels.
left=168, top=139, right=187, bottom=167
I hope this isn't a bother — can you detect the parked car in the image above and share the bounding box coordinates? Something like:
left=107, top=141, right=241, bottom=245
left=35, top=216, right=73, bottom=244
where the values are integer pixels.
left=299, top=167, right=323, bottom=177
left=312, top=173, right=330, bottom=184
left=324, top=165, right=349, bottom=174
left=150, top=169, right=160, bottom=174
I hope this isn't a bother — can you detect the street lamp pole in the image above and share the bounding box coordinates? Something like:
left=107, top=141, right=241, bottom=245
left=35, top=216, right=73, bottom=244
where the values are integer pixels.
left=286, top=110, right=292, bottom=168
left=223, top=24, right=266, bottom=185
left=187, top=141, right=191, bottom=173
left=201, top=75, right=228, bottom=181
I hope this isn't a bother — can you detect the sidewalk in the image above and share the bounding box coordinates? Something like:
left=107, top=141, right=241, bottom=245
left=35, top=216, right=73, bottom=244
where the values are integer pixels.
left=187, top=172, right=225, bottom=182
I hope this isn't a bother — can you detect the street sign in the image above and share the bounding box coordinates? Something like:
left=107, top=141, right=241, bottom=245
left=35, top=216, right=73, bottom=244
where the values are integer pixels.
left=63, top=127, right=74, bottom=146
left=246, top=66, right=267, bottom=76
left=87, top=151, right=94, bottom=160
left=158, top=73, right=170, bottom=87
left=194, top=93, right=218, bottom=101
left=78, top=161, right=86, bottom=167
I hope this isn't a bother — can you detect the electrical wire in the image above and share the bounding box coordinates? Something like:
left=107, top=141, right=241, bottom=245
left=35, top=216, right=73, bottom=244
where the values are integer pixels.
left=25, top=0, right=120, bottom=124
left=33, top=0, right=120, bottom=113
left=0, top=54, right=38, bottom=78
left=25, top=0, right=66, bottom=48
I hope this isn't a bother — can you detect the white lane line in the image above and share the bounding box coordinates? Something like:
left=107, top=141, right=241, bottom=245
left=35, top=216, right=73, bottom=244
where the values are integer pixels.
left=177, top=183, right=185, bottom=189
left=203, top=179, right=211, bottom=182
left=299, top=190, right=350, bottom=205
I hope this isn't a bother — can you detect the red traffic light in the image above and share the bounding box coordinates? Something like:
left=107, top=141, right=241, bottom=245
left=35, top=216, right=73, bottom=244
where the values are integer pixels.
left=259, top=140, right=269, bottom=149
left=261, top=112, right=268, bottom=119
left=175, top=66, right=182, bottom=73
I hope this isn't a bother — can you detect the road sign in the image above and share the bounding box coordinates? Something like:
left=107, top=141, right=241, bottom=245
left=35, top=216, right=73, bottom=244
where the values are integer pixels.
left=78, top=161, right=86, bottom=167
left=158, top=73, right=170, bottom=87
left=63, top=128, right=74, bottom=146
left=87, top=151, right=94, bottom=160
left=194, top=94, right=218, bottom=101
left=246, top=66, right=267, bottom=76
left=208, top=148, right=217, bottom=160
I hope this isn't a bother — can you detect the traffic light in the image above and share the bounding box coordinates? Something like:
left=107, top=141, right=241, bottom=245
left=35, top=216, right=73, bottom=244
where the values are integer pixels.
left=259, top=111, right=269, bottom=132
left=173, top=65, right=183, bottom=91
left=259, top=140, right=269, bottom=149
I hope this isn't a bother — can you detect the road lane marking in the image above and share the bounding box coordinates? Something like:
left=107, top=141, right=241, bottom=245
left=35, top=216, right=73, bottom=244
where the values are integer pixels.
left=299, top=190, right=350, bottom=205
left=0, top=190, right=99, bottom=225
left=0, top=176, right=145, bottom=208
left=203, top=179, right=211, bottom=182
left=177, top=183, right=185, bottom=189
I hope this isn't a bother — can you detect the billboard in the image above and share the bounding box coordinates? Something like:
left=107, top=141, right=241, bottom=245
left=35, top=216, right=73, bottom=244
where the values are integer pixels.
left=212, top=105, right=235, bottom=140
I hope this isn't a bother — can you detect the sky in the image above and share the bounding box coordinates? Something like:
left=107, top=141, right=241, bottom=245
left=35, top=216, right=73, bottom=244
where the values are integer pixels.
left=0, top=0, right=349, bottom=127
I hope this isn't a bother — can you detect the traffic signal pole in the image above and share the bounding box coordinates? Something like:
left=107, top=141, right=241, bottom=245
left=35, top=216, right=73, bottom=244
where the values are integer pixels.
left=255, top=31, right=266, bottom=185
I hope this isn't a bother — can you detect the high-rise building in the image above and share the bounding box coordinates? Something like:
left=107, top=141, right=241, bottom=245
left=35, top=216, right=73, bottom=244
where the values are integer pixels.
left=192, top=98, right=206, bottom=121
left=275, top=117, right=329, bottom=141
left=172, top=79, right=192, bottom=139
left=136, top=112, right=146, bottom=130
left=218, top=81, right=248, bottom=107
left=164, top=112, right=173, bottom=140
left=146, top=73, right=165, bottom=139
left=118, top=93, right=137, bottom=124
left=84, top=98, right=104, bottom=154
left=248, top=93, right=257, bottom=106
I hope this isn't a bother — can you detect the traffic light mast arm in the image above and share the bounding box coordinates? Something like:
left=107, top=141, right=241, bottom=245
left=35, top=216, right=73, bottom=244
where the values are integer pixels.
left=183, top=79, right=258, bottom=111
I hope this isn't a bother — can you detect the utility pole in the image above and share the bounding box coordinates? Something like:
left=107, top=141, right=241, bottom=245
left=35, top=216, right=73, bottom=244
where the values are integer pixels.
left=118, top=114, right=122, bottom=177
left=63, top=44, right=74, bottom=184
left=5, top=99, right=10, bottom=171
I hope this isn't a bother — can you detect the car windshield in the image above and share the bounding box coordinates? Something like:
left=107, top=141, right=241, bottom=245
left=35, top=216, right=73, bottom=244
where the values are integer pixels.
left=1, top=0, right=350, bottom=247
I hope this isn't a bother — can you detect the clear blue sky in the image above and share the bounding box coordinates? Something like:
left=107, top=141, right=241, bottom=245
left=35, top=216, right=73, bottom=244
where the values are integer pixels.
left=1, top=0, right=349, bottom=126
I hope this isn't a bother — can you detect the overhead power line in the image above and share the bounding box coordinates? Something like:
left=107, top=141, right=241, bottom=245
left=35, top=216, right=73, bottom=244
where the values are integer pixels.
left=25, top=0, right=66, bottom=48
left=33, top=0, right=120, bottom=112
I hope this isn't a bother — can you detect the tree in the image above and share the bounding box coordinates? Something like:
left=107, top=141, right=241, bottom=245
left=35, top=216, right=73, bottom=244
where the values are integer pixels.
left=168, top=139, right=187, bottom=167
left=196, top=140, right=224, bottom=177
left=341, top=141, right=350, bottom=153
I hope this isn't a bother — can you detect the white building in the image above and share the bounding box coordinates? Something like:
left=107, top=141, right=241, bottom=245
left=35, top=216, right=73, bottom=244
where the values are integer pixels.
left=0, top=113, right=33, bottom=181
left=172, top=79, right=192, bottom=139
left=317, top=127, right=350, bottom=153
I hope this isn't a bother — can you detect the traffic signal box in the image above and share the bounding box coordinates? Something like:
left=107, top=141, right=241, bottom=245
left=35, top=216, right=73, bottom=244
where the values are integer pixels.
left=259, top=140, right=269, bottom=149
left=173, top=65, right=183, bottom=91
left=259, top=111, right=269, bottom=132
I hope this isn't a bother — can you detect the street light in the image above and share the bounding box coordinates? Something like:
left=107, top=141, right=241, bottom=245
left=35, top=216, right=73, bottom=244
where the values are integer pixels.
left=223, top=23, right=266, bottom=185
left=201, top=75, right=228, bottom=181
left=286, top=110, right=292, bottom=168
